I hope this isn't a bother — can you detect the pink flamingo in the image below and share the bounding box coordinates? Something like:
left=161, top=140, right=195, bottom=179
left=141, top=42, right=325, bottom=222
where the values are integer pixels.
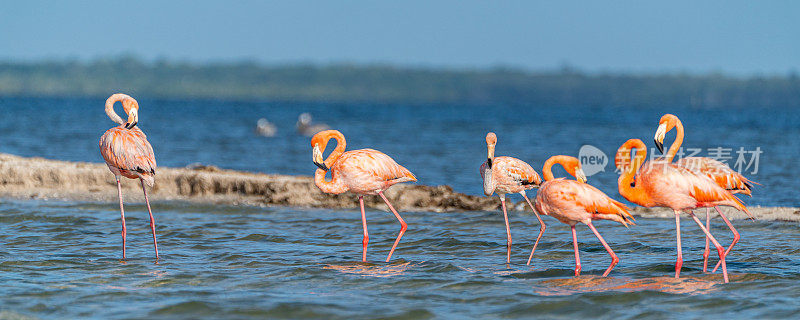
left=480, top=132, right=544, bottom=264
left=530, top=155, right=634, bottom=276
left=311, top=130, right=416, bottom=262
left=99, top=93, right=158, bottom=260
left=654, top=114, right=756, bottom=273
left=616, top=139, right=750, bottom=283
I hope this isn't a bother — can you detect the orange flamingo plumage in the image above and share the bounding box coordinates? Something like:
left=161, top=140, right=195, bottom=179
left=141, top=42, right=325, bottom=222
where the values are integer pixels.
left=99, top=93, right=158, bottom=260
left=654, top=114, right=756, bottom=273
left=529, top=155, right=633, bottom=276
left=616, top=139, right=751, bottom=283
left=479, top=132, right=543, bottom=264
left=311, top=130, right=416, bottom=262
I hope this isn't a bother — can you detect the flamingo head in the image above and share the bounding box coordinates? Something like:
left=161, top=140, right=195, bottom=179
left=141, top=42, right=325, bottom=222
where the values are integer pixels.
left=654, top=114, right=679, bottom=154
left=311, top=137, right=328, bottom=171
left=560, top=156, right=587, bottom=183
left=575, top=168, right=587, bottom=184
left=311, top=130, right=342, bottom=171
left=312, top=146, right=327, bottom=171
left=121, top=99, right=139, bottom=129
left=485, top=132, right=497, bottom=167
left=615, top=139, right=647, bottom=171
left=298, top=113, right=312, bottom=125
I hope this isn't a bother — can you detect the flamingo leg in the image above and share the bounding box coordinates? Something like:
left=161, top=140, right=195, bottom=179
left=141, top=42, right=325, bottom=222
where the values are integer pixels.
left=522, top=193, right=546, bottom=266
left=712, top=206, right=740, bottom=273
left=688, top=211, right=729, bottom=283
left=378, top=191, right=407, bottom=262
left=673, top=210, right=682, bottom=278
left=116, top=177, right=127, bottom=260
left=572, top=225, right=581, bottom=276
left=359, top=196, right=368, bottom=262
left=500, top=195, right=512, bottom=264
left=141, top=179, right=159, bottom=260
left=585, top=221, right=619, bottom=277
left=702, top=207, right=711, bottom=273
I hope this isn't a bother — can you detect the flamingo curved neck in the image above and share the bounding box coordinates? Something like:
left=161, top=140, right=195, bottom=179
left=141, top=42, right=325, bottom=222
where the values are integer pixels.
left=314, top=168, right=348, bottom=194
left=314, top=132, right=349, bottom=194
left=105, top=94, right=134, bottom=125
left=618, top=143, right=650, bottom=206
left=666, top=118, right=684, bottom=162
left=542, top=156, right=572, bottom=181
left=322, top=132, right=346, bottom=169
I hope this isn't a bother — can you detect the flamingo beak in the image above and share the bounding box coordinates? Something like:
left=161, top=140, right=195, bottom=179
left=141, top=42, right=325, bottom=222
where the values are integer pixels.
left=124, top=109, right=139, bottom=129
left=314, top=162, right=328, bottom=171
left=576, top=168, right=587, bottom=183
left=312, top=145, right=328, bottom=171
left=487, top=144, right=495, bottom=168
left=654, top=123, right=667, bottom=154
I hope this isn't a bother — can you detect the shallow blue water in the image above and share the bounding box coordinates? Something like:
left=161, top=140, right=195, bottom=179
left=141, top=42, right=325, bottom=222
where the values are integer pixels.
left=0, top=96, right=797, bottom=206
left=1, top=199, right=799, bottom=319
left=1, top=97, right=799, bottom=319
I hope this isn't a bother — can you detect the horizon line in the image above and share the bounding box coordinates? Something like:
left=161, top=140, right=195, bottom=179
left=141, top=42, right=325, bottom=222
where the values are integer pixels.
left=2, top=55, right=798, bottom=79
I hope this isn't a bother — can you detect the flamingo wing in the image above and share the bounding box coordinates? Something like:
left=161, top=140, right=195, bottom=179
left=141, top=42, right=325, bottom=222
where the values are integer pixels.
left=573, top=182, right=634, bottom=226
left=340, top=149, right=416, bottom=183
left=687, top=178, right=748, bottom=213
left=100, top=127, right=157, bottom=178
left=536, top=179, right=633, bottom=226
left=495, top=157, right=542, bottom=186
left=676, top=157, right=755, bottom=195
left=658, top=164, right=751, bottom=217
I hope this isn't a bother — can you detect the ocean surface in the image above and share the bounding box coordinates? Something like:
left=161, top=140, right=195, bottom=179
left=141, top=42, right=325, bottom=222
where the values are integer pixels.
left=1, top=97, right=799, bottom=319
left=2, top=200, right=800, bottom=319
left=1, top=96, right=797, bottom=206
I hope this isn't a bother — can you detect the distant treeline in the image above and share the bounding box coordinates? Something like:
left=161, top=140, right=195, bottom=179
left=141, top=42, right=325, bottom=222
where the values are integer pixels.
left=1, top=57, right=798, bottom=107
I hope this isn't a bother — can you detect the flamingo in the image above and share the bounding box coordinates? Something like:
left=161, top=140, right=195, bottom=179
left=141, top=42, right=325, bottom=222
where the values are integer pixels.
left=311, top=130, right=416, bottom=262
left=480, top=132, right=543, bottom=264
left=255, top=118, right=277, bottom=137
left=98, top=93, right=158, bottom=260
left=297, top=113, right=330, bottom=136
left=615, top=139, right=751, bottom=283
left=653, top=113, right=756, bottom=273
left=529, top=155, right=634, bottom=276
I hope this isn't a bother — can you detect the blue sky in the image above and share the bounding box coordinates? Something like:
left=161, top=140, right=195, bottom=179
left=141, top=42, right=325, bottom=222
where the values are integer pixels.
left=2, top=1, right=798, bottom=75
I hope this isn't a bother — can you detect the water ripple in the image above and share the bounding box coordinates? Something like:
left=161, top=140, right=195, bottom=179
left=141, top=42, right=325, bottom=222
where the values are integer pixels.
left=1, top=199, right=799, bottom=318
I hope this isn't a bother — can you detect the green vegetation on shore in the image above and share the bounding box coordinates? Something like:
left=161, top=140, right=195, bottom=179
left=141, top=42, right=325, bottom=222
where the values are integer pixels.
left=1, top=57, right=798, bottom=107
